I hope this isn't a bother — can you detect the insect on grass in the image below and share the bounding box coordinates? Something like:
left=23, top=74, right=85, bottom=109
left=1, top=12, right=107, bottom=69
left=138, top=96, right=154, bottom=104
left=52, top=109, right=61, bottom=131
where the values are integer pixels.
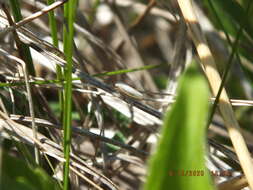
left=115, top=82, right=144, bottom=100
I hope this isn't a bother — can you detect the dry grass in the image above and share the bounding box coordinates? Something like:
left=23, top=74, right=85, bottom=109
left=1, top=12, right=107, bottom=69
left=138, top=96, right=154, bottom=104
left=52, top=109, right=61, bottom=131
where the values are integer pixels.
left=0, top=0, right=253, bottom=189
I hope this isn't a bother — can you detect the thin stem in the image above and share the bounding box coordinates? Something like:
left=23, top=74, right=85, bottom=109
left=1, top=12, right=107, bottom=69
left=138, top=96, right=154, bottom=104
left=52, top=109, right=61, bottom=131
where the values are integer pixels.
left=3, top=2, right=39, bottom=164
left=8, top=0, right=36, bottom=76
left=47, top=0, right=64, bottom=120
left=62, top=0, right=78, bottom=189
left=207, top=0, right=253, bottom=126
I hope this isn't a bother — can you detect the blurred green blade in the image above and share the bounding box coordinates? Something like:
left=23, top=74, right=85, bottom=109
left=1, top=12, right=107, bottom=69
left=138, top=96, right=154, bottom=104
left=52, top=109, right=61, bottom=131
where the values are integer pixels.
left=144, top=66, right=214, bottom=190
left=1, top=153, right=60, bottom=190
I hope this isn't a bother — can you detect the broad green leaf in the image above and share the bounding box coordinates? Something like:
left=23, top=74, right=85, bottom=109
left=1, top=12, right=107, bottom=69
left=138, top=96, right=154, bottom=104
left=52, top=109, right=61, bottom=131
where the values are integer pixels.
left=1, top=153, right=60, bottom=190
left=144, top=66, right=214, bottom=190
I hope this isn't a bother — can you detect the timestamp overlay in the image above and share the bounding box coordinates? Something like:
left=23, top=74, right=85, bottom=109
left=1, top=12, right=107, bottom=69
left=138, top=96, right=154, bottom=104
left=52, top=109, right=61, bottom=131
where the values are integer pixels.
left=168, top=170, right=233, bottom=177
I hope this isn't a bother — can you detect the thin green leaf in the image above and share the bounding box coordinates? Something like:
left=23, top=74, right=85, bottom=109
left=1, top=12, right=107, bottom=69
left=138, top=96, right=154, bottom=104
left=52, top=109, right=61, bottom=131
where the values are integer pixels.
left=47, top=0, right=64, bottom=120
left=203, top=0, right=253, bottom=63
left=0, top=64, right=163, bottom=88
left=93, top=63, right=163, bottom=77
left=62, top=0, right=78, bottom=189
left=9, top=0, right=35, bottom=76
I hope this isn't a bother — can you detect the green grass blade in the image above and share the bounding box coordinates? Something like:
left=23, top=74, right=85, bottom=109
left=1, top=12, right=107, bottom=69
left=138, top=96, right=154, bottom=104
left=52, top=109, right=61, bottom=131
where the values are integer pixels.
left=47, top=0, right=59, bottom=48
left=203, top=0, right=253, bottom=63
left=47, top=0, right=64, bottom=119
left=144, top=66, right=214, bottom=190
left=93, top=63, right=163, bottom=77
left=8, top=0, right=35, bottom=76
left=0, top=63, right=163, bottom=88
left=62, top=0, right=78, bottom=189
left=211, top=0, right=253, bottom=39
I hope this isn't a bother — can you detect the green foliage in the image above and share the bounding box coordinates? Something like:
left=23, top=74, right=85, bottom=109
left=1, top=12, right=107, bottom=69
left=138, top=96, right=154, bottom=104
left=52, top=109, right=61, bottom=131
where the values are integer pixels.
left=1, top=153, right=60, bottom=190
left=203, top=0, right=253, bottom=62
left=154, top=74, right=168, bottom=90
left=62, top=1, right=78, bottom=189
left=144, top=66, right=214, bottom=190
left=106, top=131, right=127, bottom=152
left=94, top=63, right=163, bottom=77
left=9, top=0, right=35, bottom=76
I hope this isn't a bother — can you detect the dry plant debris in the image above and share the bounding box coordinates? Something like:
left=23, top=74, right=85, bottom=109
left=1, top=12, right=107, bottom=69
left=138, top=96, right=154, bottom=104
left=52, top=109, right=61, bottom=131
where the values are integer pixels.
left=0, top=0, right=253, bottom=189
